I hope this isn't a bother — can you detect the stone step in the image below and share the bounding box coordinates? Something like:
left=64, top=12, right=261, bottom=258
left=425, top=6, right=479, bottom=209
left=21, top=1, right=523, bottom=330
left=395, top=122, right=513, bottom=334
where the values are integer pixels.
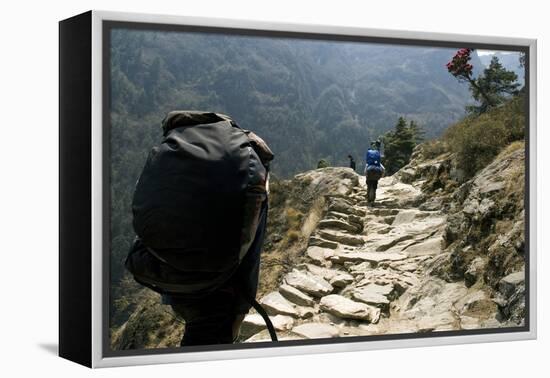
left=260, top=291, right=301, bottom=317
left=376, top=234, right=414, bottom=252
left=308, top=236, right=339, bottom=249
left=318, top=218, right=361, bottom=233
left=303, top=263, right=355, bottom=288
left=328, top=197, right=366, bottom=217
left=319, top=294, right=381, bottom=323
left=279, top=284, right=316, bottom=307
left=306, top=246, right=335, bottom=266
left=284, top=269, right=334, bottom=297
left=330, top=251, right=408, bottom=265
left=318, top=229, right=365, bottom=246
left=351, top=289, right=390, bottom=310
left=352, top=283, right=395, bottom=311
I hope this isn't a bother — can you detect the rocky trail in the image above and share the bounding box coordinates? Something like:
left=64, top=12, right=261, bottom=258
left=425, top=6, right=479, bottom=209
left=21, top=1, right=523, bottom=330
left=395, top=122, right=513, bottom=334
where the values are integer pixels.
left=241, top=174, right=509, bottom=342
left=110, top=144, right=525, bottom=350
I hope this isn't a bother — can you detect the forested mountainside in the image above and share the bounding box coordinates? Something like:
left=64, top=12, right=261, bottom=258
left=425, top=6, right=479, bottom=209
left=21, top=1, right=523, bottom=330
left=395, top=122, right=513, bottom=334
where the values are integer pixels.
left=110, top=29, right=480, bottom=178
left=109, top=29, right=482, bottom=290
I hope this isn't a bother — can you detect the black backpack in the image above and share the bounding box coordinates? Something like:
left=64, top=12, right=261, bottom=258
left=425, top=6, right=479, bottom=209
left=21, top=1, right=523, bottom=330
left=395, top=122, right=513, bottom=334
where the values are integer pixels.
left=125, top=111, right=277, bottom=340
left=126, top=111, right=273, bottom=296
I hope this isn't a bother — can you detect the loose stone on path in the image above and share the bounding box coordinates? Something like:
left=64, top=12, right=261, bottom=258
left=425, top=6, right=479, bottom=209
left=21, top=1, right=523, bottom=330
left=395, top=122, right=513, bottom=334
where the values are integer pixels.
left=279, top=284, right=316, bottom=307
left=319, top=294, right=381, bottom=323
left=284, top=269, right=334, bottom=297
left=260, top=292, right=300, bottom=317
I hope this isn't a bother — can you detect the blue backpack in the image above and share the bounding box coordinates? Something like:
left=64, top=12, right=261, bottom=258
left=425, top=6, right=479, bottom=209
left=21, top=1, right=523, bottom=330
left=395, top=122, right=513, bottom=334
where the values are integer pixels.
left=366, top=149, right=381, bottom=167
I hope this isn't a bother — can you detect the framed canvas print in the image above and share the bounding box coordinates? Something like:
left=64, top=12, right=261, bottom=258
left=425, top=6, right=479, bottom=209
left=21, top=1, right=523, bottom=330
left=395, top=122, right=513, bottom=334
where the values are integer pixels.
left=59, top=10, right=537, bottom=368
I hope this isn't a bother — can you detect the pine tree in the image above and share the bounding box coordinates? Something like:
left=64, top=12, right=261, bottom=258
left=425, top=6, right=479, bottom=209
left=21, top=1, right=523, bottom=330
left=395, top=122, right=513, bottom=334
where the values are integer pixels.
left=317, top=159, right=330, bottom=169
left=447, top=49, right=520, bottom=114
left=382, top=117, right=417, bottom=175
left=467, top=56, right=520, bottom=113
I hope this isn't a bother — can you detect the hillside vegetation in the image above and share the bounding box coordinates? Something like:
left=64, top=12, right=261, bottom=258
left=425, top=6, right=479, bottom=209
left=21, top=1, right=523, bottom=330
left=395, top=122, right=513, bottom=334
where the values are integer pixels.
left=419, top=95, right=525, bottom=180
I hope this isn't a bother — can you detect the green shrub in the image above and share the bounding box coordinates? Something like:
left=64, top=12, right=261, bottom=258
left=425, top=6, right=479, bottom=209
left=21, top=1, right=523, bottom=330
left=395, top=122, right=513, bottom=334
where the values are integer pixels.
left=421, top=140, right=448, bottom=160
left=286, top=230, right=301, bottom=243
left=317, top=159, right=330, bottom=169
left=286, top=207, right=304, bottom=230
left=443, top=95, right=525, bottom=178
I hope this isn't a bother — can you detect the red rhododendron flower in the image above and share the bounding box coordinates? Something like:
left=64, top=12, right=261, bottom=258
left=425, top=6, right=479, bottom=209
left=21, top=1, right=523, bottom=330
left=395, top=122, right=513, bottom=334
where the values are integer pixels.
left=446, top=48, right=474, bottom=80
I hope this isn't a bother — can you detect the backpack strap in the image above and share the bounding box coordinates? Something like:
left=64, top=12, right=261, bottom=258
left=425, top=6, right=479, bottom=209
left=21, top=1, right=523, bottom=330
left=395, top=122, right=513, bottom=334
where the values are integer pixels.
left=236, top=284, right=278, bottom=342
left=247, top=296, right=279, bottom=342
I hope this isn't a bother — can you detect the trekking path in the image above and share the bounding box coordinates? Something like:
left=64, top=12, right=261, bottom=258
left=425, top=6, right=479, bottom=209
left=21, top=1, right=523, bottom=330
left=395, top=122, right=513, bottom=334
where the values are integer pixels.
left=242, top=175, right=501, bottom=341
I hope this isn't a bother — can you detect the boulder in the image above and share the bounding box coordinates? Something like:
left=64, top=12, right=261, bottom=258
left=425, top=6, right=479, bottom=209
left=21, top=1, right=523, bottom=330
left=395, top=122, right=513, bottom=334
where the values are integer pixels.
left=279, top=284, right=316, bottom=307
left=499, top=270, right=525, bottom=298
left=319, top=294, right=381, bottom=323
left=284, top=269, right=334, bottom=297
left=260, top=292, right=300, bottom=317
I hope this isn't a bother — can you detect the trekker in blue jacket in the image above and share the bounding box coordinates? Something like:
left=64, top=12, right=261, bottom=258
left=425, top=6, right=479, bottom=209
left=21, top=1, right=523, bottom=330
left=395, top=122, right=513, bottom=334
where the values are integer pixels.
left=364, top=140, right=385, bottom=205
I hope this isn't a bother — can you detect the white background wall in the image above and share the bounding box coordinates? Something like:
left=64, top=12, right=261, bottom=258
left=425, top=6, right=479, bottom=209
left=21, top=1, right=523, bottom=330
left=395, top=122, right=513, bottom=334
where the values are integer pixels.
left=0, top=0, right=546, bottom=376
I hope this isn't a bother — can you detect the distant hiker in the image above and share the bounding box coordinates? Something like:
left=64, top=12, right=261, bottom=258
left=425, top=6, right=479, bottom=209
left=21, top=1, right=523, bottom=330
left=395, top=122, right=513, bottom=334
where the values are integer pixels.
left=348, top=154, right=356, bottom=171
left=125, top=111, right=276, bottom=346
left=364, top=140, right=385, bottom=204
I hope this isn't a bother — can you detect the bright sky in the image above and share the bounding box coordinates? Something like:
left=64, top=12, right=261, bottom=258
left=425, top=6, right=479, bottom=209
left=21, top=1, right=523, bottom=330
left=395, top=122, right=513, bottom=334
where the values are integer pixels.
left=477, top=49, right=515, bottom=56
